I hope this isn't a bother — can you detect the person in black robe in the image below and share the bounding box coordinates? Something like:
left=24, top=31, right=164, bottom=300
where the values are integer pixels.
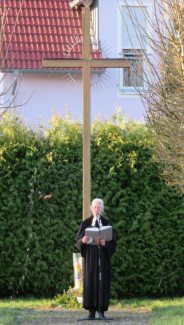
left=75, top=198, right=116, bottom=320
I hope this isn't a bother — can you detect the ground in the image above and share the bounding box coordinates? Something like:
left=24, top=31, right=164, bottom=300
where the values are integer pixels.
left=18, top=307, right=151, bottom=324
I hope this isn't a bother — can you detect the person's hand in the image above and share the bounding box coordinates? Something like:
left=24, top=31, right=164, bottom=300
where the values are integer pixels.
left=94, top=237, right=100, bottom=245
left=82, top=236, right=90, bottom=243
left=94, top=237, right=105, bottom=246
left=100, top=237, right=106, bottom=246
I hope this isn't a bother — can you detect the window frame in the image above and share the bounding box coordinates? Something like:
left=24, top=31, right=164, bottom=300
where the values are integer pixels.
left=117, top=0, right=152, bottom=96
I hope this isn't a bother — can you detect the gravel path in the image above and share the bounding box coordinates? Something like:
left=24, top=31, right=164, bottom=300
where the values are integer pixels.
left=19, top=308, right=152, bottom=325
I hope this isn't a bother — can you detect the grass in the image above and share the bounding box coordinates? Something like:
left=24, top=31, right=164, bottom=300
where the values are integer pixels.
left=150, top=298, right=184, bottom=325
left=0, top=298, right=54, bottom=325
left=0, top=297, right=184, bottom=324
left=111, top=297, right=184, bottom=325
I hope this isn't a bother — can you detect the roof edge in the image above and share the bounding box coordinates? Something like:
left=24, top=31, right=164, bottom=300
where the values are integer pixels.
left=1, top=68, right=104, bottom=75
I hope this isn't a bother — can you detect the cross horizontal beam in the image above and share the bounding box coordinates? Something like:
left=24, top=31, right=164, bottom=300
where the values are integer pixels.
left=42, top=58, right=130, bottom=69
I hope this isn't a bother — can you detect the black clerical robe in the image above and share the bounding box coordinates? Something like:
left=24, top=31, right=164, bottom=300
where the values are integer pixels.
left=75, top=216, right=116, bottom=312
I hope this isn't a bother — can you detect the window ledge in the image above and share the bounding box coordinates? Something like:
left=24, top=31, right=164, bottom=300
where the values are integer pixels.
left=118, top=87, right=146, bottom=97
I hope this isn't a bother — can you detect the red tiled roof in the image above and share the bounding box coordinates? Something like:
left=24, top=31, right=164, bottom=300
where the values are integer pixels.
left=0, top=0, right=102, bottom=70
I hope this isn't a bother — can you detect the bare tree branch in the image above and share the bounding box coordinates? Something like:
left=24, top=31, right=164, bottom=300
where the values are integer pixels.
left=0, top=0, right=29, bottom=118
left=118, top=0, right=184, bottom=192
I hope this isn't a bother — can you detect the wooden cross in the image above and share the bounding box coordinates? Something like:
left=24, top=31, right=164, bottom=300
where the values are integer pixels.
left=42, top=6, right=130, bottom=220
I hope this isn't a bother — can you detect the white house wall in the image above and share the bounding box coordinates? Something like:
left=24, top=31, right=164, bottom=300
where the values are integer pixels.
left=4, top=72, right=84, bottom=125
left=4, top=68, right=145, bottom=126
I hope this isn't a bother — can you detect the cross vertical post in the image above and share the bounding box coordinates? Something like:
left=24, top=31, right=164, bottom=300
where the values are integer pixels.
left=82, top=7, right=91, bottom=220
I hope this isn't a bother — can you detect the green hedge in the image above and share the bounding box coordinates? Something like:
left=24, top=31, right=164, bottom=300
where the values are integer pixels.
left=0, top=112, right=183, bottom=298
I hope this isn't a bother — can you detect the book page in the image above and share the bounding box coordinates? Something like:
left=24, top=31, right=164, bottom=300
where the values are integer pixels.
left=85, top=226, right=113, bottom=244
left=99, top=226, right=112, bottom=241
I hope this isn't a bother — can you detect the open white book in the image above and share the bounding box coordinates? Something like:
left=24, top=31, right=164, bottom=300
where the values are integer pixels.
left=85, top=226, right=112, bottom=245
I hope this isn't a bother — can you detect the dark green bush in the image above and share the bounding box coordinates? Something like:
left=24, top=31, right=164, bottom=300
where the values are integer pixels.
left=0, top=112, right=183, bottom=298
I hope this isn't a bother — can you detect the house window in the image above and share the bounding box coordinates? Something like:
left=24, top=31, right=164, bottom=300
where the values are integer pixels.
left=118, top=2, right=151, bottom=94
left=122, top=49, right=144, bottom=88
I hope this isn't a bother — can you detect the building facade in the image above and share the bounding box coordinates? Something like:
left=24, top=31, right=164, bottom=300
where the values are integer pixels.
left=1, top=0, right=152, bottom=126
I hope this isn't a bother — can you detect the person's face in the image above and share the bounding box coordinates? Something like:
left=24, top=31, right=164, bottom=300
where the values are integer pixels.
left=92, top=201, right=102, bottom=217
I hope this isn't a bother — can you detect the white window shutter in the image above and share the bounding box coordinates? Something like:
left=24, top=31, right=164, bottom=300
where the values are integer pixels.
left=120, top=6, right=147, bottom=50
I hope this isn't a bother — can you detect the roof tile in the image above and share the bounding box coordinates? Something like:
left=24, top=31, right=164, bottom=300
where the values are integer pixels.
left=1, top=0, right=102, bottom=70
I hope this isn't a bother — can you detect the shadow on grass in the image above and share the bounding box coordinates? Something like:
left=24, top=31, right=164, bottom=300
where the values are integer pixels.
left=152, top=305, right=184, bottom=325
left=0, top=307, right=25, bottom=325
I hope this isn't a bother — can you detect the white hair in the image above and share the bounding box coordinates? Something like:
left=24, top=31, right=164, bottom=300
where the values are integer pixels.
left=90, top=198, right=104, bottom=213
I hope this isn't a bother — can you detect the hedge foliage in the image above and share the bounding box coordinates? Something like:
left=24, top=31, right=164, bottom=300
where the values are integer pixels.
left=0, top=112, right=184, bottom=298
